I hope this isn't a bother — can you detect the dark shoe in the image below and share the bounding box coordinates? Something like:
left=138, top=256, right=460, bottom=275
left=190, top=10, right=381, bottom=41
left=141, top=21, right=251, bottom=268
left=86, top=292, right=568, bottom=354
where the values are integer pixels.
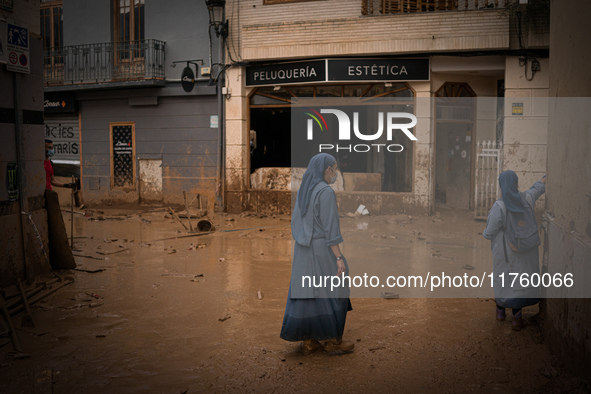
left=512, top=311, right=524, bottom=331
left=323, top=339, right=355, bottom=352
left=301, top=339, right=321, bottom=355
left=496, top=307, right=506, bottom=322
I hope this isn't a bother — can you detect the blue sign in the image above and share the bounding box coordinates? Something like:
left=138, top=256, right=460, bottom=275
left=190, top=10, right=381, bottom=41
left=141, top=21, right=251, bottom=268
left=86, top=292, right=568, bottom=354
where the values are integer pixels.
left=7, top=23, right=28, bottom=48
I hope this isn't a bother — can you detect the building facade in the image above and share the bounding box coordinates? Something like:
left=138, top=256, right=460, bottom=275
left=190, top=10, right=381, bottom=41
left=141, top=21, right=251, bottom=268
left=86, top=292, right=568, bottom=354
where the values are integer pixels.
left=222, top=0, right=550, bottom=215
left=42, top=0, right=223, bottom=208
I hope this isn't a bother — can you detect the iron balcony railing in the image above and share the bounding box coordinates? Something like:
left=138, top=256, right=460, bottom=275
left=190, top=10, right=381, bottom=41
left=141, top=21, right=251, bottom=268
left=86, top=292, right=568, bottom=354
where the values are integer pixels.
left=44, top=39, right=165, bottom=86
left=362, top=0, right=509, bottom=15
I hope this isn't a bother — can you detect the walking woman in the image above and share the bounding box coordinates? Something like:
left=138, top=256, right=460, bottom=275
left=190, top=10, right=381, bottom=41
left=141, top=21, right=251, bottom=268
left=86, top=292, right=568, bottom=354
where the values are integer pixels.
left=483, top=170, right=546, bottom=330
left=280, top=153, right=354, bottom=354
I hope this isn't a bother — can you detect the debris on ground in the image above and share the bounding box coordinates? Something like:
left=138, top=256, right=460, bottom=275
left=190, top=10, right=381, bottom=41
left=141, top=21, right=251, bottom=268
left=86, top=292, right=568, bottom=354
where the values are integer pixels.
left=348, top=204, right=370, bottom=217
left=161, top=273, right=204, bottom=278
left=218, top=315, right=231, bottom=322
left=96, top=248, right=129, bottom=256
left=187, top=243, right=206, bottom=250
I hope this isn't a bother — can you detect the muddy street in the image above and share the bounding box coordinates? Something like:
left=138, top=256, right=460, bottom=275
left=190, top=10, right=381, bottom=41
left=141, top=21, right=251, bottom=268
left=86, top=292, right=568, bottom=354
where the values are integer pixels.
left=0, top=207, right=582, bottom=393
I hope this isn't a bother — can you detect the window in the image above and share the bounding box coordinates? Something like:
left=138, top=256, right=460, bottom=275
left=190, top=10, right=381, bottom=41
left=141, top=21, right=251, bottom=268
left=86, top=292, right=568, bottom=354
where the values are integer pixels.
left=114, top=0, right=145, bottom=43
left=40, top=1, right=63, bottom=65
left=264, top=0, right=324, bottom=4
left=113, top=0, right=145, bottom=61
left=248, top=83, right=415, bottom=192
left=381, top=0, right=456, bottom=14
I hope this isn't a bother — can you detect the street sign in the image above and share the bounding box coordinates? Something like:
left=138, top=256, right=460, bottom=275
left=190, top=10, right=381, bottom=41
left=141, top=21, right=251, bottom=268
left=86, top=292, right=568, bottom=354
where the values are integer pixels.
left=6, top=20, right=29, bottom=74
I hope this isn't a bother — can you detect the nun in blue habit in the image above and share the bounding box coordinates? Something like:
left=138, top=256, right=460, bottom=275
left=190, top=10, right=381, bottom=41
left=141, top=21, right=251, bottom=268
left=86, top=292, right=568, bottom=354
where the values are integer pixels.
left=483, top=170, right=546, bottom=331
left=280, top=153, right=354, bottom=354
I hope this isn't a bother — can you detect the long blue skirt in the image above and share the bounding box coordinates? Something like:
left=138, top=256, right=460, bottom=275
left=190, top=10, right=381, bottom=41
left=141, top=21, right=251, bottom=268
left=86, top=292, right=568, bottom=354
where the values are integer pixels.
left=280, top=286, right=352, bottom=342
left=495, top=297, right=539, bottom=309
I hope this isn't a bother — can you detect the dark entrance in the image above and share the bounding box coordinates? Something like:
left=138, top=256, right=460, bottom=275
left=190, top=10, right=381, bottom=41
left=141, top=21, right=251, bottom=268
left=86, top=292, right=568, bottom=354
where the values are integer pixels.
left=249, top=108, right=291, bottom=173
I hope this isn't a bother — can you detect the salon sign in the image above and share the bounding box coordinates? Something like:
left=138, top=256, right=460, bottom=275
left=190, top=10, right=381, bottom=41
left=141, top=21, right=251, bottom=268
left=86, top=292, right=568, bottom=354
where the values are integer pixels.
left=246, top=58, right=429, bottom=86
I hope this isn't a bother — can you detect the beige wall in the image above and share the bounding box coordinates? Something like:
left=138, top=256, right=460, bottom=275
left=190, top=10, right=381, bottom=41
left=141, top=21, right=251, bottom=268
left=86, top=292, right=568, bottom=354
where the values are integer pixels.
left=240, top=7, right=509, bottom=61
left=225, top=67, right=249, bottom=193
left=503, top=56, right=549, bottom=210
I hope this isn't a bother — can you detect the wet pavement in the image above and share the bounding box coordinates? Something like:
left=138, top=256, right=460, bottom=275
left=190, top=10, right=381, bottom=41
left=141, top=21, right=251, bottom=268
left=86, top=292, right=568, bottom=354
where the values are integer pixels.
left=0, top=206, right=586, bottom=393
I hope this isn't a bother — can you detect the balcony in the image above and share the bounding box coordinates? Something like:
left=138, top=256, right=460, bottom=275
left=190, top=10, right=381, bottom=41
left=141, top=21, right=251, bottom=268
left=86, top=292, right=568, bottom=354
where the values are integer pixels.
left=362, top=0, right=510, bottom=15
left=44, top=39, right=166, bottom=90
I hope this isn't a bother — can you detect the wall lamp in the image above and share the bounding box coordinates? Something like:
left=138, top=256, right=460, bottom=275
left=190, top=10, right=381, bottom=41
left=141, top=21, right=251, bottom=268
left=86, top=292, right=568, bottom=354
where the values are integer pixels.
left=205, top=0, right=229, bottom=38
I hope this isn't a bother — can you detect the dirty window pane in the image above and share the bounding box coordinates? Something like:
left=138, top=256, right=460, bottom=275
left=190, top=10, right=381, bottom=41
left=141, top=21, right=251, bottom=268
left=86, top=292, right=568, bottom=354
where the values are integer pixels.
left=287, top=86, right=315, bottom=97
left=315, top=85, right=342, bottom=98
left=250, top=87, right=293, bottom=105
left=365, top=83, right=413, bottom=98
left=343, top=84, right=372, bottom=97
left=250, top=94, right=290, bottom=106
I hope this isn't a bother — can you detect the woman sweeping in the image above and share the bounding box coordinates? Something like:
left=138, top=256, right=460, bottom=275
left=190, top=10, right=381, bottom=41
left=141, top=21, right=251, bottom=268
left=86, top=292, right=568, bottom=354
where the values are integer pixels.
left=483, top=170, right=546, bottom=331
left=280, top=153, right=354, bottom=355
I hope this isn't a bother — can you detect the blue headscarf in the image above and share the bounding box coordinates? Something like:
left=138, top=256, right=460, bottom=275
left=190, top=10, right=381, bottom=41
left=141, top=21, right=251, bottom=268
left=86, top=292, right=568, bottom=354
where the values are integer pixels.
left=297, top=153, right=336, bottom=216
left=499, top=170, right=524, bottom=213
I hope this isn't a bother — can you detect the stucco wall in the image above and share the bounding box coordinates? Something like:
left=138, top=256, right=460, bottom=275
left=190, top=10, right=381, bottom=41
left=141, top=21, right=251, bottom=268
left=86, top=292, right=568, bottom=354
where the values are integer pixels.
left=238, top=3, right=509, bottom=61
left=503, top=56, right=549, bottom=212
left=543, top=1, right=591, bottom=372
left=63, top=0, right=111, bottom=46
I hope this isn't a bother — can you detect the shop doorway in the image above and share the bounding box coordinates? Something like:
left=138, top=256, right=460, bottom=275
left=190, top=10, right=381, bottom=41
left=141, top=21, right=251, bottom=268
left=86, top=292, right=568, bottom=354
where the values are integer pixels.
left=248, top=83, right=415, bottom=192
left=435, top=83, right=476, bottom=209
left=250, top=108, right=292, bottom=173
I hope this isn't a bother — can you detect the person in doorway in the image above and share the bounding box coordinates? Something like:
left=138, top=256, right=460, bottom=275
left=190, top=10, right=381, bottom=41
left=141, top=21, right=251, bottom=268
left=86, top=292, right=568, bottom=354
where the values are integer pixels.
left=280, top=153, right=354, bottom=354
left=44, top=139, right=75, bottom=190
left=483, top=170, right=546, bottom=331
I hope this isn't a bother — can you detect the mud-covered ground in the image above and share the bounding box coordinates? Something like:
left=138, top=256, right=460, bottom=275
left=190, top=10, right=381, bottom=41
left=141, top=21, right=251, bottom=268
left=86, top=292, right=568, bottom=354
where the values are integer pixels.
left=1, top=206, right=588, bottom=393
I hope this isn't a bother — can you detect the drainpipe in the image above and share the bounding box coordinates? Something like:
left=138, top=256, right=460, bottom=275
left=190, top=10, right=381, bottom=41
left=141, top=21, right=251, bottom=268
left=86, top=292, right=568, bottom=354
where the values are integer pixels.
left=13, top=73, right=33, bottom=283
left=216, top=33, right=225, bottom=209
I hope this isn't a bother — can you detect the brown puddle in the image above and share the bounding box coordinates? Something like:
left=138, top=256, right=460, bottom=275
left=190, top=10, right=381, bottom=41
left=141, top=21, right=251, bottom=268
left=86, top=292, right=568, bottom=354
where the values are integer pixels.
left=0, top=207, right=579, bottom=393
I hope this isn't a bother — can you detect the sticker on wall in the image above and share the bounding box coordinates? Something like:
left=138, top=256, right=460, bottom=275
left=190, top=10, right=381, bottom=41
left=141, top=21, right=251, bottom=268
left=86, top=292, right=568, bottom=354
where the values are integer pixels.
left=512, top=103, right=524, bottom=115
left=455, top=145, right=460, bottom=151
left=461, top=150, right=467, bottom=159
left=6, top=161, right=18, bottom=201
left=465, top=136, right=471, bottom=143
left=450, top=149, right=454, bottom=156
left=210, top=115, right=219, bottom=129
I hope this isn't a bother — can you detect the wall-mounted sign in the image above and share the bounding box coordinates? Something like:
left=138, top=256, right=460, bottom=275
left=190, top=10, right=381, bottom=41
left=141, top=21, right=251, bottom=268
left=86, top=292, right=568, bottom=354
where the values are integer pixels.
left=245, top=58, right=430, bottom=86
left=210, top=115, right=219, bottom=129
left=181, top=66, right=195, bottom=92
left=327, top=58, right=429, bottom=82
left=44, top=93, right=77, bottom=114
left=6, top=20, right=29, bottom=74
left=512, top=102, right=523, bottom=116
left=246, top=60, right=326, bottom=86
